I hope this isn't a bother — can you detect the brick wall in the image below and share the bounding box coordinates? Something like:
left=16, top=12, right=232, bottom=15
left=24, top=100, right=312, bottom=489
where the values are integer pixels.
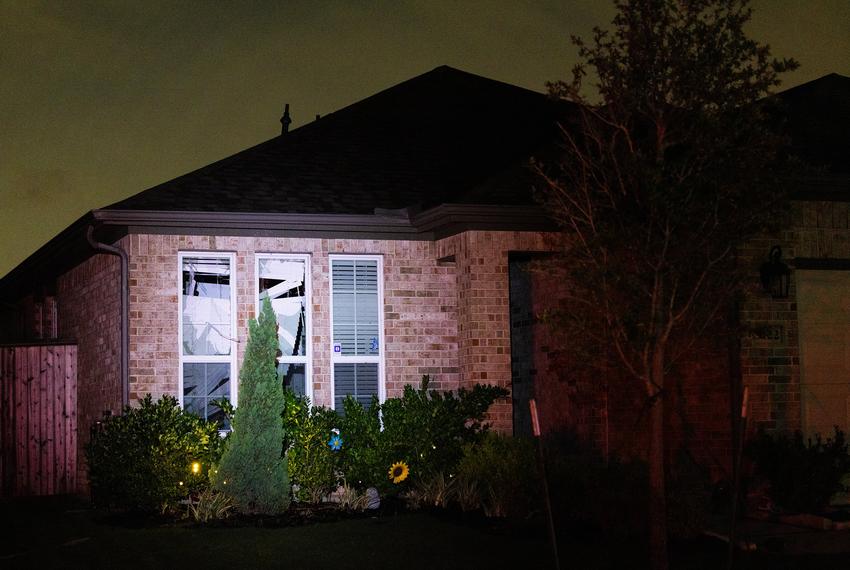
left=56, top=240, right=124, bottom=488
left=525, top=262, right=617, bottom=446
left=523, top=244, right=734, bottom=478
left=739, top=200, right=850, bottom=435
left=738, top=232, right=801, bottom=434
left=126, top=235, right=460, bottom=408
left=435, top=231, right=550, bottom=431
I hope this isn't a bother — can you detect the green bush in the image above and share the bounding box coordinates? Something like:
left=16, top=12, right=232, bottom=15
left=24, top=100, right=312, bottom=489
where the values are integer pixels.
left=281, top=376, right=507, bottom=499
left=405, top=471, right=456, bottom=509
left=212, top=297, right=290, bottom=514
left=335, top=376, right=508, bottom=492
left=338, top=394, right=386, bottom=489
left=334, top=483, right=372, bottom=511
left=746, top=427, right=850, bottom=513
left=186, top=488, right=236, bottom=522
left=456, top=432, right=539, bottom=518
left=86, top=394, right=223, bottom=512
left=283, top=390, right=341, bottom=502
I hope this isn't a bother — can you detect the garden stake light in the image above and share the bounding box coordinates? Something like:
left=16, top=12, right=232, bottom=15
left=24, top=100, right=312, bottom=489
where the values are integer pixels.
left=530, top=399, right=560, bottom=570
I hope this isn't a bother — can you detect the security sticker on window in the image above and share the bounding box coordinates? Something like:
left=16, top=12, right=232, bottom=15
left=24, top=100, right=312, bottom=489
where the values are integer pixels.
left=370, top=337, right=379, bottom=351
left=333, top=343, right=342, bottom=353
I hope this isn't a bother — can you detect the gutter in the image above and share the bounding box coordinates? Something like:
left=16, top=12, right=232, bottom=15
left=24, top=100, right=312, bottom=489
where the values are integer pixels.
left=411, top=204, right=557, bottom=237
left=86, top=225, right=130, bottom=409
left=92, top=209, right=422, bottom=237
left=90, top=204, right=557, bottom=240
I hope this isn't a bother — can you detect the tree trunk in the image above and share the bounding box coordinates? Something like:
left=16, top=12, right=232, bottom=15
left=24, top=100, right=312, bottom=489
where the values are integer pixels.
left=648, top=349, right=668, bottom=570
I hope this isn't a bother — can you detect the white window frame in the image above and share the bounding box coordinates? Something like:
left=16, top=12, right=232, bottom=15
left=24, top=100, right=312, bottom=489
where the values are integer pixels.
left=177, top=251, right=238, bottom=412
left=329, top=254, right=386, bottom=410
left=255, top=253, right=313, bottom=401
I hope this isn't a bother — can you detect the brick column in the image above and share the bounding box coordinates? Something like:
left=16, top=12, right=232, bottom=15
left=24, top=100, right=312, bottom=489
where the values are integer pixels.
left=437, top=231, right=551, bottom=432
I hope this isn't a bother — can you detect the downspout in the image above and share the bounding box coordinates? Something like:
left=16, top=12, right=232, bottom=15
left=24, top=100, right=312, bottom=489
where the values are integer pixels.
left=86, top=226, right=129, bottom=409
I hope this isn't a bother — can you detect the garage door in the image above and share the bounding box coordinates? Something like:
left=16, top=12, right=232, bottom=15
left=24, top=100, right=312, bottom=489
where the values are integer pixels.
left=797, top=270, right=850, bottom=438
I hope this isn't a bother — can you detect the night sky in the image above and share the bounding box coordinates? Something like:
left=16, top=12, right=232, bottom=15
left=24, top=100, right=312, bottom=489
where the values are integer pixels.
left=2, top=1, right=849, bottom=278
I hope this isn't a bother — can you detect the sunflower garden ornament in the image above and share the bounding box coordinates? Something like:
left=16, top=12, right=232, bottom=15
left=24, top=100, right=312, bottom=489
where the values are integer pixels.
left=389, top=461, right=409, bottom=484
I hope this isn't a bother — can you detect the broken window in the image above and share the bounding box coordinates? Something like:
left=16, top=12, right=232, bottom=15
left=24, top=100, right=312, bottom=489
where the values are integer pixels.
left=179, top=253, right=236, bottom=426
left=257, top=255, right=310, bottom=397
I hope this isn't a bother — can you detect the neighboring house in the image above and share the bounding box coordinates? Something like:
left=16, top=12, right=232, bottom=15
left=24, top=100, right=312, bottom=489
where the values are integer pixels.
left=0, top=66, right=848, bottom=495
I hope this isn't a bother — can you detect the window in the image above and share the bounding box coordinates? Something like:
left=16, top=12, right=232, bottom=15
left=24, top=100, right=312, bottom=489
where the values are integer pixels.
left=256, top=254, right=311, bottom=398
left=330, top=255, right=384, bottom=410
left=178, top=253, right=236, bottom=427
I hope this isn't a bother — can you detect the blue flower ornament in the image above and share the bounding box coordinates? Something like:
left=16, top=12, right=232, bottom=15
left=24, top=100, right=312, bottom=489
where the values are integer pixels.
left=328, top=428, right=343, bottom=451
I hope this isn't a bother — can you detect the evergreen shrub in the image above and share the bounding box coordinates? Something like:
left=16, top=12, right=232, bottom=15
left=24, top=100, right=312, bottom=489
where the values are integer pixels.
left=212, top=297, right=290, bottom=514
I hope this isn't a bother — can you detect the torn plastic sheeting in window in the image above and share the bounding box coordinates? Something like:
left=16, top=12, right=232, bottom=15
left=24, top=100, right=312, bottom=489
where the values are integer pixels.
left=258, top=259, right=304, bottom=282
left=182, top=296, right=232, bottom=355
left=183, top=260, right=231, bottom=275
left=270, top=297, right=306, bottom=355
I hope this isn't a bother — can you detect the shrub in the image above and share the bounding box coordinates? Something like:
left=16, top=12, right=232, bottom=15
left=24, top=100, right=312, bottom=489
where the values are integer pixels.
left=212, top=297, right=290, bottom=514
left=406, top=471, right=456, bottom=509
left=334, top=483, right=372, bottom=511
left=86, top=394, right=222, bottom=512
left=337, top=376, right=508, bottom=492
left=186, top=488, right=236, bottom=522
left=543, top=431, right=648, bottom=536
left=338, top=394, right=386, bottom=490
left=283, top=390, right=341, bottom=502
left=456, top=432, right=538, bottom=518
left=282, top=376, right=507, bottom=498
left=453, top=476, right=481, bottom=512
left=666, top=451, right=712, bottom=539
left=746, top=427, right=850, bottom=513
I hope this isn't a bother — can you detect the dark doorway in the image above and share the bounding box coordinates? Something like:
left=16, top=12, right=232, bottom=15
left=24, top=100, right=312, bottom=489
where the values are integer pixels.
left=508, top=255, right=536, bottom=437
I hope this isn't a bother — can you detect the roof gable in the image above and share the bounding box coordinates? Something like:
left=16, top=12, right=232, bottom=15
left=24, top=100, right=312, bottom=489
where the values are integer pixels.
left=105, top=65, right=563, bottom=215
left=777, top=73, right=850, bottom=176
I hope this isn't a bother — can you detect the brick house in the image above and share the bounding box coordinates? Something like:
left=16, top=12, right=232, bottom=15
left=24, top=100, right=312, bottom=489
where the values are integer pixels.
left=1, top=66, right=848, bottom=493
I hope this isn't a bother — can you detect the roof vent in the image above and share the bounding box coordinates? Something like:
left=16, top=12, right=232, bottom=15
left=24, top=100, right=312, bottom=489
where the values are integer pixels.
left=280, top=104, right=292, bottom=134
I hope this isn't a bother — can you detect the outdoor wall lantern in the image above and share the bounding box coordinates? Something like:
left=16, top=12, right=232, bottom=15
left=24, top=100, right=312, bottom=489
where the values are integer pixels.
left=759, top=245, right=791, bottom=299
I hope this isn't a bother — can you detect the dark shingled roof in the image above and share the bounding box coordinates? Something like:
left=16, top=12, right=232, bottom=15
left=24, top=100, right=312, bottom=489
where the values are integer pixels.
left=2, top=69, right=848, bottom=301
left=105, top=65, right=563, bottom=215
left=105, top=69, right=849, bottom=216
left=777, top=73, right=850, bottom=176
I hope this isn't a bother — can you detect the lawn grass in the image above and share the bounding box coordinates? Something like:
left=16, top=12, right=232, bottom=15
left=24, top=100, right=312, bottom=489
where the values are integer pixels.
left=2, top=496, right=555, bottom=569
left=1, top=496, right=848, bottom=569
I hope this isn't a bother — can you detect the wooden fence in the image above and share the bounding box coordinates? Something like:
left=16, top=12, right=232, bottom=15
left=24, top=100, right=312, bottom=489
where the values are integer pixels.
left=0, top=343, right=77, bottom=496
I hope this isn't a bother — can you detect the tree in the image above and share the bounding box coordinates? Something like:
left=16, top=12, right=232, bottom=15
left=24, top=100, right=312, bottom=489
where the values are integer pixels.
left=533, top=1, right=797, bottom=568
left=213, top=297, right=290, bottom=514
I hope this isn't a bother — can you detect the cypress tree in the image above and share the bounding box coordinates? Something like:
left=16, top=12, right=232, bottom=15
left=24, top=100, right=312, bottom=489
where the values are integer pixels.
left=213, top=297, right=290, bottom=514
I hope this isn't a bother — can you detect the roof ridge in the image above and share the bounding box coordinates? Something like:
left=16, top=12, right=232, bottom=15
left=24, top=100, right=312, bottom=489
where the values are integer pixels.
left=104, top=65, right=551, bottom=211
left=777, top=72, right=850, bottom=96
